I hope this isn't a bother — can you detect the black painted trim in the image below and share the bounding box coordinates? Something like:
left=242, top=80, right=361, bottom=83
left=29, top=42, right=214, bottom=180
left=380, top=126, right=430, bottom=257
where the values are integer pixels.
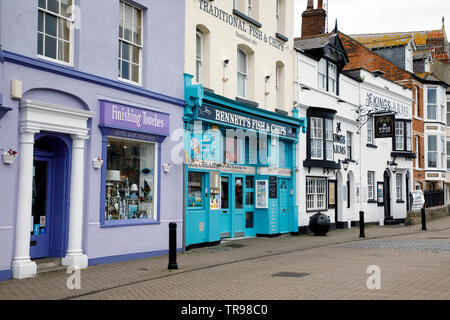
left=396, top=200, right=405, bottom=203
left=303, top=159, right=341, bottom=169
left=391, top=151, right=416, bottom=159
left=367, top=199, right=377, bottom=203
left=235, top=96, right=259, bottom=108
left=185, top=240, right=221, bottom=251
left=232, top=9, right=262, bottom=28
left=366, top=143, right=378, bottom=149
left=275, top=33, right=288, bottom=42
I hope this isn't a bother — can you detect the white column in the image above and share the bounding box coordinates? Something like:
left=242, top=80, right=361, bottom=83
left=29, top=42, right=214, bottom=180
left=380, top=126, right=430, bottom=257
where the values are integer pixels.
left=62, top=135, right=88, bottom=268
left=12, top=130, right=38, bottom=279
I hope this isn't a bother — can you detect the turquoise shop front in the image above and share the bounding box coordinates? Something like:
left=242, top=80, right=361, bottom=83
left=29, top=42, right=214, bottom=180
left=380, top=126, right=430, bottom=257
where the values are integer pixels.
left=184, top=75, right=307, bottom=248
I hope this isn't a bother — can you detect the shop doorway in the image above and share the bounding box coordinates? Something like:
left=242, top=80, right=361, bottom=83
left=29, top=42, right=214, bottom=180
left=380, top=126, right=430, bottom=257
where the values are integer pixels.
left=220, top=175, right=232, bottom=238
left=383, top=170, right=392, bottom=219
left=279, top=178, right=290, bottom=233
left=233, top=175, right=245, bottom=237
left=30, top=134, right=71, bottom=259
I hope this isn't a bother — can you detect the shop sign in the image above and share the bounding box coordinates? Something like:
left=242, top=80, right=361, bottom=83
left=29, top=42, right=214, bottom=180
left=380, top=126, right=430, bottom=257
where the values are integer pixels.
left=198, top=104, right=297, bottom=138
left=410, top=190, right=425, bottom=210
left=257, top=167, right=292, bottom=176
left=374, top=114, right=395, bottom=138
left=221, top=164, right=256, bottom=175
left=100, top=100, right=170, bottom=136
left=362, top=90, right=410, bottom=119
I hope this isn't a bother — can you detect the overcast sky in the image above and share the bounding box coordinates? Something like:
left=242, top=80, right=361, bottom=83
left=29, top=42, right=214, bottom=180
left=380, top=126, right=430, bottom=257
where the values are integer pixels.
left=293, top=0, right=450, bottom=37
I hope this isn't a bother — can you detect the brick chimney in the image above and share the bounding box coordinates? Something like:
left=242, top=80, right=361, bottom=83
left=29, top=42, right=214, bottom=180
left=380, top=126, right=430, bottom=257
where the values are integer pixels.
left=301, top=0, right=327, bottom=38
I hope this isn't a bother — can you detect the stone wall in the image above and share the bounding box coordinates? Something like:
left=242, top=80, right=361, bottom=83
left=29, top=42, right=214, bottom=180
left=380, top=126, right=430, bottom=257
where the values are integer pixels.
left=405, top=205, right=450, bottom=225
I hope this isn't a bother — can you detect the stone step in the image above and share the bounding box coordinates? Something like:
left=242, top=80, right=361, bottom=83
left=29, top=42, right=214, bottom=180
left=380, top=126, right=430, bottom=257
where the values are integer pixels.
left=35, top=258, right=65, bottom=274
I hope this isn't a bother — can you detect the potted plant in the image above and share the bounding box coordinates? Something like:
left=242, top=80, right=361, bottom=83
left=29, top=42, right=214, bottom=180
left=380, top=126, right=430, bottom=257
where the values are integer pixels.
left=2, top=149, right=18, bottom=164
left=92, top=156, right=103, bottom=169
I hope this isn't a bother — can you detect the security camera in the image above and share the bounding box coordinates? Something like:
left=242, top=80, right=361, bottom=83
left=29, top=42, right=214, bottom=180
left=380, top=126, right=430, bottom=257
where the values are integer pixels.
left=223, top=59, right=230, bottom=66
left=265, top=75, right=270, bottom=81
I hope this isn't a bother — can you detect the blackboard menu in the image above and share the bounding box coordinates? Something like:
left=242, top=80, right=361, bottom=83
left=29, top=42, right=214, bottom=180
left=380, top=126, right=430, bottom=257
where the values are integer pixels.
left=269, top=176, right=277, bottom=199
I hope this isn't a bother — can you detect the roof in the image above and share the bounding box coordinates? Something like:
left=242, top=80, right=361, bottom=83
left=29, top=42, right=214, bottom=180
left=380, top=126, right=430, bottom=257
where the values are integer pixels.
left=294, top=33, right=336, bottom=51
left=415, top=72, right=450, bottom=87
left=350, top=33, right=414, bottom=49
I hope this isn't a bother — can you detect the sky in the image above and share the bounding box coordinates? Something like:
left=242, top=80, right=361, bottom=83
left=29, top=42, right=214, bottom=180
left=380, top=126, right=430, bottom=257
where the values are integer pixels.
left=293, top=0, right=450, bottom=37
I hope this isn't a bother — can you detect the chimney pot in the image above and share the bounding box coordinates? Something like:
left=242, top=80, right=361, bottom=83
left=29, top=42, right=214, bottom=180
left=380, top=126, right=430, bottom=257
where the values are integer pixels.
left=318, top=0, right=323, bottom=9
left=307, top=0, right=313, bottom=10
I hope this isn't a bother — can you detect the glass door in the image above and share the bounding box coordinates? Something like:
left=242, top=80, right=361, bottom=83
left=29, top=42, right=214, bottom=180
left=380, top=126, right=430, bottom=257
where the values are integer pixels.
left=244, top=176, right=256, bottom=236
left=219, top=175, right=231, bottom=238
left=279, top=178, right=290, bottom=233
left=233, top=175, right=245, bottom=238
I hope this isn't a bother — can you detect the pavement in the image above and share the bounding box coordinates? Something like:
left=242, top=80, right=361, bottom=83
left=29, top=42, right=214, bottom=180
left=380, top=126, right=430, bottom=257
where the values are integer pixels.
left=1, top=216, right=450, bottom=300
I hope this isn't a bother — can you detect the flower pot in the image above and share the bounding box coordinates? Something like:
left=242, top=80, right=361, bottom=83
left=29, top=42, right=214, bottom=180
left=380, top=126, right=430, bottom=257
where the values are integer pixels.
left=2, top=153, right=16, bottom=164
left=92, top=159, right=103, bottom=169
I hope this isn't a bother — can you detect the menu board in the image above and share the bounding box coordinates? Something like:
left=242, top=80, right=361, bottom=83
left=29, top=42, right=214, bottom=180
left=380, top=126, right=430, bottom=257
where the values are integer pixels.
left=255, top=180, right=268, bottom=209
left=269, top=176, right=277, bottom=199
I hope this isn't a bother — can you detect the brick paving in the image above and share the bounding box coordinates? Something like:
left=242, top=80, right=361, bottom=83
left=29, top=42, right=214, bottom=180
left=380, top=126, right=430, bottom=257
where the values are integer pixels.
left=0, top=216, right=449, bottom=300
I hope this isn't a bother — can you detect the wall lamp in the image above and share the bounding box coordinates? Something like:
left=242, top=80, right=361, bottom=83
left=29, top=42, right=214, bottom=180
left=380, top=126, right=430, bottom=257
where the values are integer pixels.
left=340, top=159, right=349, bottom=171
left=387, top=159, right=398, bottom=174
left=300, top=85, right=311, bottom=91
left=223, top=59, right=230, bottom=67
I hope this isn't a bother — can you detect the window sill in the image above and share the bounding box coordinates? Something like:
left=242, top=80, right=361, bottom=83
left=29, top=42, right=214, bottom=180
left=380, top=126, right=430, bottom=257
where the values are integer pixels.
left=236, top=96, right=259, bottom=108
left=366, top=143, right=378, bottom=149
left=232, top=9, right=262, bottom=28
left=37, top=54, right=74, bottom=68
left=367, top=199, right=377, bottom=203
left=275, top=33, right=289, bottom=42
left=396, top=200, right=405, bottom=203
left=100, top=218, right=160, bottom=228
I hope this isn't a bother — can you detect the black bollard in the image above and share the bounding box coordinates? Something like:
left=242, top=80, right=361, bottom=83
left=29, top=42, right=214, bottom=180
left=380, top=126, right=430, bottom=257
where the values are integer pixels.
left=359, top=211, right=365, bottom=238
left=421, top=208, right=427, bottom=231
left=168, top=222, right=178, bottom=270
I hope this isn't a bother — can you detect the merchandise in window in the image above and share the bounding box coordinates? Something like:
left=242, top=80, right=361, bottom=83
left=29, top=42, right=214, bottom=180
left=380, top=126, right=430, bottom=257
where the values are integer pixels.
left=105, top=138, right=156, bottom=221
left=38, top=0, right=72, bottom=63
left=188, top=172, right=203, bottom=208
left=119, top=0, right=142, bottom=83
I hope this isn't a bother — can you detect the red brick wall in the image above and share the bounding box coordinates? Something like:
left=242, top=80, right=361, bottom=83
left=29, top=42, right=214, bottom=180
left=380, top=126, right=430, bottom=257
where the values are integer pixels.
left=301, top=9, right=326, bottom=38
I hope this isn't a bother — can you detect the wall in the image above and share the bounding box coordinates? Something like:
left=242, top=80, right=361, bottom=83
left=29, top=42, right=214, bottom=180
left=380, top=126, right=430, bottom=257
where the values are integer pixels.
left=405, top=205, right=450, bottom=225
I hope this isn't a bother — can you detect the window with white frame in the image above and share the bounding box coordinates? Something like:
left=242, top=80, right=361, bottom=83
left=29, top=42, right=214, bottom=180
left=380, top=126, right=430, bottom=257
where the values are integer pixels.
left=276, top=0, right=281, bottom=32
left=427, top=87, right=437, bottom=120
left=237, top=48, right=248, bottom=98
left=247, top=0, right=253, bottom=18
left=325, top=119, right=333, bottom=161
left=318, top=59, right=327, bottom=90
left=195, top=31, right=203, bottom=83
left=395, top=122, right=404, bottom=150
left=119, top=1, right=143, bottom=84
left=441, top=87, right=446, bottom=123
left=367, top=171, right=375, bottom=201
left=346, top=131, right=353, bottom=160
left=38, top=0, right=73, bottom=64
left=441, top=136, right=445, bottom=169
left=446, top=141, right=450, bottom=171
left=367, top=117, right=374, bottom=144
left=415, top=136, right=420, bottom=169
left=405, top=45, right=413, bottom=73
left=328, top=63, right=337, bottom=94
left=396, top=173, right=403, bottom=201
left=428, top=135, right=437, bottom=168
left=394, top=120, right=412, bottom=152
left=447, top=100, right=450, bottom=126
left=306, top=177, right=327, bottom=211
left=414, top=86, right=419, bottom=117
left=317, top=59, right=337, bottom=94
left=310, top=117, right=323, bottom=160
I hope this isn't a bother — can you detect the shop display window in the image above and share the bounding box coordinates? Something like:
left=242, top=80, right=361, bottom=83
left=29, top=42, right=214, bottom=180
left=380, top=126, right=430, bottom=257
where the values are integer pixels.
left=188, top=172, right=204, bottom=208
left=105, top=138, right=156, bottom=221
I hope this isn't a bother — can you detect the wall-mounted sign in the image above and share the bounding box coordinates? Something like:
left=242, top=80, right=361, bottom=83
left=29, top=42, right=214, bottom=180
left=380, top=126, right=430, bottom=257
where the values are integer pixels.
left=362, top=90, right=410, bottom=119
left=269, top=176, right=278, bottom=199
left=333, top=133, right=347, bottom=154
left=99, top=100, right=170, bottom=136
left=377, top=182, right=384, bottom=205
left=198, top=0, right=286, bottom=51
left=197, top=104, right=298, bottom=138
left=374, top=114, right=395, bottom=138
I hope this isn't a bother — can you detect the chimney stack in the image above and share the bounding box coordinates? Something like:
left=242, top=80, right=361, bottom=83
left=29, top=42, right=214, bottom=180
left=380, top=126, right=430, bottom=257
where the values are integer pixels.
left=301, top=0, right=327, bottom=38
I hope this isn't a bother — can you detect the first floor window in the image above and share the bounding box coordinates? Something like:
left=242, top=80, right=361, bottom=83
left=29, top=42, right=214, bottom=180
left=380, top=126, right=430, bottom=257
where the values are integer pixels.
left=105, top=138, right=156, bottom=221
left=394, top=120, right=412, bottom=152
left=428, top=135, right=437, bottom=168
left=367, top=117, right=374, bottom=144
left=325, top=119, right=333, bottom=161
left=367, top=171, right=375, bottom=200
left=395, top=122, right=404, bottom=150
left=447, top=141, right=450, bottom=171
left=38, top=0, right=73, bottom=63
left=396, top=173, right=403, bottom=200
left=441, top=136, right=446, bottom=169
left=347, top=131, right=353, bottom=160
left=310, top=117, right=323, bottom=159
left=415, top=136, right=420, bottom=168
left=119, top=0, right=143, bottom=83
left=237, top=48, right=248, bottom=97
left=196, top=31, right=203, bottom=83
left=306, top=177, right=326, bottom=211
left=427, top=87, right=437, bottom=120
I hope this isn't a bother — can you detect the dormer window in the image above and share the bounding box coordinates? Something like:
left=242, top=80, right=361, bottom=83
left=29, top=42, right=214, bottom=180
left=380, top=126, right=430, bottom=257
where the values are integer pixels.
left=318, top=59, right=337, bottom=95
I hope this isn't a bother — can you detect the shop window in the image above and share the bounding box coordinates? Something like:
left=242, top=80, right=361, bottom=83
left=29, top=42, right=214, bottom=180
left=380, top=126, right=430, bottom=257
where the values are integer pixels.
left=245, top=176, right=254, bottom=205
left=221, top=176, right=230, bottom=209
left=38, top=0, right=73, bottom=64
left=119, top=0, right=143, bottom=84
left=306, top=177, right=326, bottom=211
left=188, top=172, right=204, bottom=208
left=394, top=121, right=412, bottom=152
left=105, top=138, right=156, bottom=221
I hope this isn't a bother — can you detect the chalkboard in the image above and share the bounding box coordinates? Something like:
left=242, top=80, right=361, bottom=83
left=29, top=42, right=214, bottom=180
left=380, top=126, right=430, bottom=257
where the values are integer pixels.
left=269, top=176, right=277, bottom=199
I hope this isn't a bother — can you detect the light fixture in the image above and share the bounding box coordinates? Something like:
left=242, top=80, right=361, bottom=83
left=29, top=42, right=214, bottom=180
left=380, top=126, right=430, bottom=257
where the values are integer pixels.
left=300, top=85, right=311, bottom=91
left=265, top=75, right=270, bottom=82
left=387, top=159, right=398, bottom=173
left=342, top=159, right=349, bottom=171
left=223, top=59, right=230, bottom=67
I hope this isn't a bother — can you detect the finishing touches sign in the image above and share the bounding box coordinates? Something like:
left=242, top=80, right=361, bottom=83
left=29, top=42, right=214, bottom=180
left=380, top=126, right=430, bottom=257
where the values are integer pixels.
left=100, top=101, right=170, bottom=136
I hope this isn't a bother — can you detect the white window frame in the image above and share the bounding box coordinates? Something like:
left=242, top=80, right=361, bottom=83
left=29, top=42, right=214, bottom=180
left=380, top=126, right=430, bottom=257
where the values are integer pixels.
left=318, top=59, right=327, bottom=91
left=37, top=0, right=74, bottom=66
left=395, top=122, right=404, bottom=151
left=237, top=48, right=248, bottom=98
left=346, top=131, right=353, bottom=160
left=310, top=117, right=323, bottom=160
left=427, top=87, right=437, bottom=120
left=276, top=0, right=280, bottom=32
left=118, top=0, right=143, bottom=86
left=367, top=171, right=375, bottom=200
left=428, top=135, right=437, bottom=168
left=196, top=31, right=203, bottom=83
left=328, top=63, right=337, bottom=94
left=446, top=140, right=450, bottom=172
left=441, top=136, right=446, bottom=169
left=306, top=177, right=327, bottom=211
left=247, top=0, right=253, bottom=17
left=414, top=86, right=419, bottom=118
left=325, top=119, right=333, bottom=161
left=415, top=136, right=420, bottom=169
left=396, top=173, right=403, bottom=201
left=367, top=117, right=374, bottom=144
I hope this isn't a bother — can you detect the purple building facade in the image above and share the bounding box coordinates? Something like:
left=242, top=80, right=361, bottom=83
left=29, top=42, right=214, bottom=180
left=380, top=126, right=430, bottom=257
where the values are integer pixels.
left=0, top=0, right=185, bottom=280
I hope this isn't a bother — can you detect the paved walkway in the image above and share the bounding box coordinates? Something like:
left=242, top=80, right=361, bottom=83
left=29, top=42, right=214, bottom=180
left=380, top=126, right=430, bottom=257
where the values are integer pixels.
left=1, top=216, right=450, bottom=300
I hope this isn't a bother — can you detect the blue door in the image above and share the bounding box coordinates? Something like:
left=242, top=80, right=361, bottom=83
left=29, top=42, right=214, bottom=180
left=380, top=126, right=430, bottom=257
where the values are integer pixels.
left=279, top=178, right=290, bottom=234
left=219, top=175, right=231, bottom=238
left=244, top=176, right=256, bottom=237
left=232, top=175, right=246, bottom=237
left=30, top=157, right=53, bottom=259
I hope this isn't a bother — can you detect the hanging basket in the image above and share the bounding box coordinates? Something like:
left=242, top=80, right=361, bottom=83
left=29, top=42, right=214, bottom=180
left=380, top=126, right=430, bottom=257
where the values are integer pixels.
left=2, top=152, right=17, bottom=164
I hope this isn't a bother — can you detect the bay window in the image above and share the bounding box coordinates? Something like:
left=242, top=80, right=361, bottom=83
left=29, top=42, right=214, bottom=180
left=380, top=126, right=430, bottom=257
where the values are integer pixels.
left=428, top=135, right=437, bottom=168
left=318, top=59, right=338, bottom=95
left=394, top=120, right=412, bottom=152
left=427, top=87, right=437, bottom=120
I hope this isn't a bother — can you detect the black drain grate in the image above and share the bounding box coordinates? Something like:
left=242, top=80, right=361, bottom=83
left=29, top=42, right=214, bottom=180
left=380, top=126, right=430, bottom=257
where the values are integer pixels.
left=226, top=243, right=245, bottom=248
left=272, top=272, right=310, bottom=278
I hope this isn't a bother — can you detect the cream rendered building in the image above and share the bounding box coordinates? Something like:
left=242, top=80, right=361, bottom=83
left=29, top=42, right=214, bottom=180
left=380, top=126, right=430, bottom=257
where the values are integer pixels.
left=185, top=0, right=295, bottom=114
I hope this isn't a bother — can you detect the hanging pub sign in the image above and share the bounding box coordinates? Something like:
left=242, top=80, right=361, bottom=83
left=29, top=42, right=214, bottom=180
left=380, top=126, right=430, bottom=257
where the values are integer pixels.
left=374, top=113, right=395, bottom=138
